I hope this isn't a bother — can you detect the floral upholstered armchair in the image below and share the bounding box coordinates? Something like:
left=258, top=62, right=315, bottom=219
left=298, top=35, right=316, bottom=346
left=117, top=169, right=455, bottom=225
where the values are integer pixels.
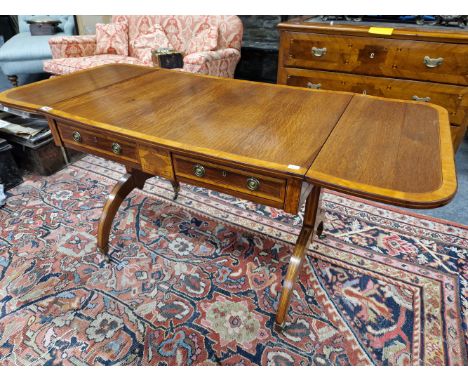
left=43, top=15, right=243, bottom=78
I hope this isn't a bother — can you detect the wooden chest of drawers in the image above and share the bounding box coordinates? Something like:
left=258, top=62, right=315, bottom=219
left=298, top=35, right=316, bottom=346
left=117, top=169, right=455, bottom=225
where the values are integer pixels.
left=277, top=18, right=468, bottom=151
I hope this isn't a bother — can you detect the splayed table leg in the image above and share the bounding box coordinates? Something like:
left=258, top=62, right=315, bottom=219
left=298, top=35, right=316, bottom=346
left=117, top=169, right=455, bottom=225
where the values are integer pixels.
left=275, top=185, right=322, bottom=327
left=97, top=167, right=151, bottom=255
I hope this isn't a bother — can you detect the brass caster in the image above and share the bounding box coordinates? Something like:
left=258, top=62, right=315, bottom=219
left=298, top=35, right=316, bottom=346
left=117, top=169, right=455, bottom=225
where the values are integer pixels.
left=274, top=321, right=286, bottom=332
left=97, top=246, right=111, bottom=263
left=171, top=182, right=180, bottom=201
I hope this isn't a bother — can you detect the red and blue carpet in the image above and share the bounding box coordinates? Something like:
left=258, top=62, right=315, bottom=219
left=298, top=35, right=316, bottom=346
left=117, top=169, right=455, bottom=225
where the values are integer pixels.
left=0, top=155, right=466, bottom=365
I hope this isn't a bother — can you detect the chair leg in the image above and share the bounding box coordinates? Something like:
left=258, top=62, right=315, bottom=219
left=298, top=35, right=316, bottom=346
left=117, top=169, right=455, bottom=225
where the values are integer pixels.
left=7, top=75, right=18, bottom=87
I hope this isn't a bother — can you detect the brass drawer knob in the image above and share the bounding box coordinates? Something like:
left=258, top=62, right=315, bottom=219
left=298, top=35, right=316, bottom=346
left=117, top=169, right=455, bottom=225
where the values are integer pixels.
left=311, top=47, right=327, bottom=57
left=193, top=164, right=205, bottom=177
left=307, top=82, right=322, bottom=89
left=72, top=131, right=81, bottom=143
left=111, top=142, right=122, bottom=155
left=424, top=56, right=443, bottom=68
left=246, top=177, right=260, bottom=191
left=412, top=95, right=431, bottom=102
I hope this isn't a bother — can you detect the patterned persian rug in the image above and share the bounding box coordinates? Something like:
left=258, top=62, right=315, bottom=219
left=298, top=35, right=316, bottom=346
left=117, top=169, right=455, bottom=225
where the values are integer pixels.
left=0, top=155, right=466, bottom=366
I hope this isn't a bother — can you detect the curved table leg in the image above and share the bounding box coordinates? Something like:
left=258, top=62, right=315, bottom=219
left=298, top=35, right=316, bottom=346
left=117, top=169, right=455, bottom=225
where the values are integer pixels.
left=275, top=186, right=322, bottom=327
left=97, top=168, right=151, bottom=254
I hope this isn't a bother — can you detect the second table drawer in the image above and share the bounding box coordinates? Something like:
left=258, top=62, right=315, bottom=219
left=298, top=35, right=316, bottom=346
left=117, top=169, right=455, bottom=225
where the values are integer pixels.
left=173, top=155, right=287, bottom=204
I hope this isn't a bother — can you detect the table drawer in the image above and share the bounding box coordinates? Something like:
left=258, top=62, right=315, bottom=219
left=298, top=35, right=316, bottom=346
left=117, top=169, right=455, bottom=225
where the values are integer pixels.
left=56, top=120, right=139, bottom=163
left=284, top=32, right=468, bottom=85
left=173, top=155, right=286, bottom=205
left=284, top=68, right=468, bottom=126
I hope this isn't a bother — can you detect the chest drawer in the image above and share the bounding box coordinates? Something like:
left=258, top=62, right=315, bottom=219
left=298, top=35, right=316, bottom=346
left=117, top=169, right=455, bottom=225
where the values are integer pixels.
left=56, top=120, right=139, bottom=164
left=283, top=32, right=468, bottom=85
left=284, top=68, right=468, bottom=126
left=173, top=155, right=287, bottom=207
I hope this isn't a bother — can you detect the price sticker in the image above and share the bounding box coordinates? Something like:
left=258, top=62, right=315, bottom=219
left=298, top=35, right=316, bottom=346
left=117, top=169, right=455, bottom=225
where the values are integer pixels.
left=368, top=27, right=394, bottom=35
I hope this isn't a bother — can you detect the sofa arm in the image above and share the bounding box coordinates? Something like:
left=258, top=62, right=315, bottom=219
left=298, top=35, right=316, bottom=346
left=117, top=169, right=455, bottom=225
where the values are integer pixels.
left=183, top=48, right=240, bottom=65
left=183, top=48, right=241, bottom=78
left=48, top=35, right=97, bottom=59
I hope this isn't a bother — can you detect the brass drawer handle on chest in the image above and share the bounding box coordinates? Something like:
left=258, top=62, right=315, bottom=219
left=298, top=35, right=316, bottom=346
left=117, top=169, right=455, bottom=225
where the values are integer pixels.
left=424, top=56, right=444, bottom=68
left=307, top=82, right=322, bottom=89
left=193, top=164, right=205, bottom=177
left=311, top=47, right=327, bottom=57
left=412, top=95, right=431, bottom=102
left=111, top=142, right=122, bottom=155
left=246, top=177, right=260, bottom=191
left=72, top=131, right=82, bottom=143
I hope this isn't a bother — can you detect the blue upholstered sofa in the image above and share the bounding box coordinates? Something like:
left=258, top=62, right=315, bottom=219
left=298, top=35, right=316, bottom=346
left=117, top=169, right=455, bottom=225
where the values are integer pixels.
left=0, top=15, right=75, bottom=86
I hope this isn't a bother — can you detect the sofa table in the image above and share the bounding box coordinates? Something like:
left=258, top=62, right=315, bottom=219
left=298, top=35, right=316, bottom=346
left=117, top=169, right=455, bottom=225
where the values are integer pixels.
left=0, top=64, right=457, bottom=327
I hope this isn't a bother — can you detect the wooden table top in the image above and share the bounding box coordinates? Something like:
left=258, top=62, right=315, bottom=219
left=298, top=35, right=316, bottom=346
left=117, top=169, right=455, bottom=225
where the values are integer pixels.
left=0, top=64, right=457, bottom=208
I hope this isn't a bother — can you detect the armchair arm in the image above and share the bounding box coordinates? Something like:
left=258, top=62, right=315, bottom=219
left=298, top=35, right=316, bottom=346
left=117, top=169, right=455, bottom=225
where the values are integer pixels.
left=183, top=48, right=241, bottom=78
left=48, top=35, right=97, bottom=59
left=183, top=48, right=240, bottom=65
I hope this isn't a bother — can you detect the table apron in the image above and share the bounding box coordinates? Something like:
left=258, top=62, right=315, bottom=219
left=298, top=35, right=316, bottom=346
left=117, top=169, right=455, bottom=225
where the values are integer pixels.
left=48, top=116, right=308, bottom=214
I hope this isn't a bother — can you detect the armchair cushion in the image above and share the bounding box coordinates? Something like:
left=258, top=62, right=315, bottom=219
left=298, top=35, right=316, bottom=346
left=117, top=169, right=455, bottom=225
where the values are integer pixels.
left=0, top=32, right=69, bottom=76
left=95, top=22, right=129, bottom=56
left=0, top=33, right=64, bottom=62
left=131, top=24, right=173, bottom=65
left=186, top=25, right=218, bottom=55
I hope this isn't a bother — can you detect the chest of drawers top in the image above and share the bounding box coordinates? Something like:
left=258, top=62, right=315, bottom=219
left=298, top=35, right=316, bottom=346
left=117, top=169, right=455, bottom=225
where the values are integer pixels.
left=278, top=18, right=468, bottom=41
